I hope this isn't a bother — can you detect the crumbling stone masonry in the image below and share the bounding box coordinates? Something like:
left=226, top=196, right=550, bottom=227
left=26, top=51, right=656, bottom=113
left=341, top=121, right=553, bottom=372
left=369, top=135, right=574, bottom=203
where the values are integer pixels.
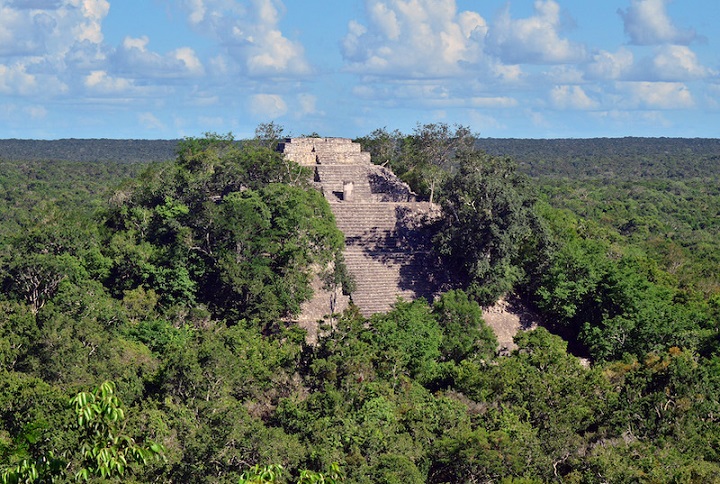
left=279, top=137, right=444, bottom=328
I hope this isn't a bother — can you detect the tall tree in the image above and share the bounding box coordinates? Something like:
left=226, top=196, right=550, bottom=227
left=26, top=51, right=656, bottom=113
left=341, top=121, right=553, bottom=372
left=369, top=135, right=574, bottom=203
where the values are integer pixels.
left=103, top=132, right=345, bottom=322
left=434, top=151, right=550, bottom=305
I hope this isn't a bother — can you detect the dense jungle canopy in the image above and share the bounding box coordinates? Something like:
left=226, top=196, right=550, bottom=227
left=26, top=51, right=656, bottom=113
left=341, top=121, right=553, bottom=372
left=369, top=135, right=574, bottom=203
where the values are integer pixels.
left=2, top=125, right=720, bottom=483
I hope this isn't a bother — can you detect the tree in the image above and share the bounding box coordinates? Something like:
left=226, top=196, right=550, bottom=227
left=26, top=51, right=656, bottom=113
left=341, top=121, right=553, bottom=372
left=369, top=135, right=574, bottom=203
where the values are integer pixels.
left=432, top=289, right=497, bottom=364
left=237, top=462, right=344, bottom=483
left=1, top=381, right=163, bottom=483
left=253, top=122, right=286, bottom=151
left=355, top=127, right=404, bottom=170
left=357, top=123, right=476, bottom=202
left=434, top=152, right=550, bottom=305
left=368, top=299, right=443, bottom=384
left=103, top=132, right=345, bottom=322
left=402, top=123, right=475, bottom=203
left=69, top=381, right=164, bottom=481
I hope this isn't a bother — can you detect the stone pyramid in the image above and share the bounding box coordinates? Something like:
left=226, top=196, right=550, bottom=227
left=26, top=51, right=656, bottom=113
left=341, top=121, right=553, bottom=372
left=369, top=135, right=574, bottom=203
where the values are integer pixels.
left=278, top=137, right=444, bottom=324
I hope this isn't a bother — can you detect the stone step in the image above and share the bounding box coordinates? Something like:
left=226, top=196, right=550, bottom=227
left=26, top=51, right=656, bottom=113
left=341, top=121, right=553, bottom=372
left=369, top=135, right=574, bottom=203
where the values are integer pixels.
left=317, top=152, right=372, bottom=165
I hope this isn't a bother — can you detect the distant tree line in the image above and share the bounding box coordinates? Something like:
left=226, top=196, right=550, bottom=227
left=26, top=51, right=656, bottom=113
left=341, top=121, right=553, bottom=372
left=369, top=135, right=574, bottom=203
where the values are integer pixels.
left=0, top=139, right=179, bottom=164
left=476, top=137, right=720, bottom=179
left=3, top=135, right=720, bottom=179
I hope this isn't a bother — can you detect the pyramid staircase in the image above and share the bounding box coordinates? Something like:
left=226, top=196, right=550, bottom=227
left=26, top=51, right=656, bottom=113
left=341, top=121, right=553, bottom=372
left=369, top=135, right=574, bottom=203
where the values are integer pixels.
left=279, top=138, right=442, bottom=319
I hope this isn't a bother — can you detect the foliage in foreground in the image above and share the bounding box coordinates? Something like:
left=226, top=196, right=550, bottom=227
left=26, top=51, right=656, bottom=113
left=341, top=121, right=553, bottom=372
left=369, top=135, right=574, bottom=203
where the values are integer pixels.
left=1, top=381, right=163, bottom=483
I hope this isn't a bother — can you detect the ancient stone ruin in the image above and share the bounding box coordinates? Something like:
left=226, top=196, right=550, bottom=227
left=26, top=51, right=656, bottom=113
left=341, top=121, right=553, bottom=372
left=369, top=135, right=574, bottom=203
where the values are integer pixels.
left=278, top=137, right=444, bottom=325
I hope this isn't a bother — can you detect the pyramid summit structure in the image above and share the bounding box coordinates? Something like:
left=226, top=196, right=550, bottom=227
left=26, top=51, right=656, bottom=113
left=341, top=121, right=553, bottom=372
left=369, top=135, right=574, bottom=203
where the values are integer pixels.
left=278, top=137, right=445, bottom=323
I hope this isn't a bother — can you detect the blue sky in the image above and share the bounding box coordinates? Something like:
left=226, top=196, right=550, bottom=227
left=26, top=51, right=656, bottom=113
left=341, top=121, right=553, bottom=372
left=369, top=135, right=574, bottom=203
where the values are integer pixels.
left=0, top=0, right=718, bottom=139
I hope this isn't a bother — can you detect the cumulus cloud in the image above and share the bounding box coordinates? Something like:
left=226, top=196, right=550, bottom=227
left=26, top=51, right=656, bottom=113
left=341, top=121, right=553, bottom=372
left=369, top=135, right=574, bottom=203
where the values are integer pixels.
left=0, top=0, right=111, bottom=98
left=619, top=81, right=694, bottom=109
left=84, top=70, right=132, bottom=93
left=250, top=93, right=288, bottom=118
left=0, top=63, right=38, bottom=95
left=551, top=85, right=599, bottom=110
left=0, top=0, right=109, bottom=55
left=179, top=0, right=310, bottom=76
left=648, top=45, right=711, bottom=80
left=587, top=48, right=635, bottom=80
left=71, top=0, right=110, bottom=44
left=341, top=0, right=488, bottom=77
left=487, top=0, right=586, bottom=64
left=492, top=63, right=524, bottom=82
left=586, top=43, right=712, bottom=83
left=110, top=36, right=204, bottom=78
left=0, top=6, right=55, bottom=56
left=547, top=65, right=585, bottom=84
left=618, top=0, right=696, bottom=45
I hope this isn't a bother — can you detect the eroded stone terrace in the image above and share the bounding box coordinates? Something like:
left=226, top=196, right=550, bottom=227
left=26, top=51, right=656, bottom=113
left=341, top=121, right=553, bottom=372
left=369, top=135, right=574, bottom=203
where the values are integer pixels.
left=279, top=137, right=443, bottom=322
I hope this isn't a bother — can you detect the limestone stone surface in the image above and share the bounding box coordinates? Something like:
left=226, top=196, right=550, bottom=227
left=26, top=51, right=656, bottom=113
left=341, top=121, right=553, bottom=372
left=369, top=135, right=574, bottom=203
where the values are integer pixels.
left=281, top=138, right=444, bottom=326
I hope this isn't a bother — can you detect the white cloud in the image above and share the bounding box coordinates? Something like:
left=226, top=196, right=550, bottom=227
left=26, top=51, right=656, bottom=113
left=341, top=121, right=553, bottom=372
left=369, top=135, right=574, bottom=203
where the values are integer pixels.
left=618, top=0, right=696, bottom=45
left=487, top=0, right=586, bottom=64
left=492, top=63, right=523, bottom=82
left=179, top=0, right=310, bottom=77
left=250, top=93, right=287, bottom=118
left=0, top=6, right=55, bottom=56
left=172, top=47, right=204, bottom=76
left=183, top=0, right=207, bottom=25
left=370, top=2, right=401, bottom=40
left=0, top=63, right=37, bottom=95
left=0, top=1, right=108, bottom=56
left=70, top=0, right=110, bottom=44
left=244, top=28, right=308, bottom=75
left=587, top=48, right=634, bottom=80
left=551, top=85, right=599, bottom=110
left=123, top=36, right=148, bottom=51
left=619, top=81, right=694, bottom=109
left=586, top=44, right=712, bottom=83
left=341, top=0, right=488, bottom=77
left=0, top=0, right=110, bottom=98
left=84, top=70, right=132, bottom=93
left=649, top=45, right=711, bottom=80
left=110, top=36, right=204, bottom=78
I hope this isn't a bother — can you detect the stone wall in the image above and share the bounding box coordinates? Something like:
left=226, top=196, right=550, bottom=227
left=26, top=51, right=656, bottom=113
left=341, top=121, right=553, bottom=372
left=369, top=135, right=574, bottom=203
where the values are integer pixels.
left=278, top=137, right=371, bottom=166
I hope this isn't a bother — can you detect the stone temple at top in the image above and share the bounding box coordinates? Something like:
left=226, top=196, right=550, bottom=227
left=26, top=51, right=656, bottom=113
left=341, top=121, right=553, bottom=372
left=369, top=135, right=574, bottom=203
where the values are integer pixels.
left=278, top=137, right=445, bottom=322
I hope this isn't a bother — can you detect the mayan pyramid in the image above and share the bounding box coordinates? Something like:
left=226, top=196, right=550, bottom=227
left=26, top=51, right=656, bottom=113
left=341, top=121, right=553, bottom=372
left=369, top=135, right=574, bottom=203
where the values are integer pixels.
left=278, top=137, right=444, bottom=324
